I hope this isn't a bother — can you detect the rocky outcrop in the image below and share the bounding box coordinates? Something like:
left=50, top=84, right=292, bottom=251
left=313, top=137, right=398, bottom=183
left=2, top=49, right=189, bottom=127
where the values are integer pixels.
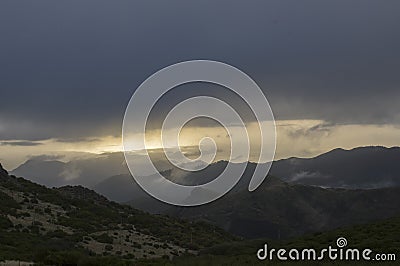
left=0, top=163, right=9, bottom=178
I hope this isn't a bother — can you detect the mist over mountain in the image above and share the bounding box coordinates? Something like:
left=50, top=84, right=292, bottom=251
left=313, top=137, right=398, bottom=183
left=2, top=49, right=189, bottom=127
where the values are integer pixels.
left=123, top=146, right=400, bottom=239
left=3, top=146, right=400, bottom=258
left=92, top=146, right=400, bottom=204
left=13, top=146, right=400, bottom=195
left=2, top=158, right=400, bottom=264
left=7, top=144, right=400, bottom=240
left=11, top=153, right=130, bottom=188
left=10, top=151, right=207, bottom=190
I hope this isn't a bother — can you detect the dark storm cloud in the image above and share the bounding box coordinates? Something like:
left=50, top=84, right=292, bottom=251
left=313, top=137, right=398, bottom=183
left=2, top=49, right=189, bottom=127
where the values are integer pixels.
left=0, top=0, right=399, bottom=140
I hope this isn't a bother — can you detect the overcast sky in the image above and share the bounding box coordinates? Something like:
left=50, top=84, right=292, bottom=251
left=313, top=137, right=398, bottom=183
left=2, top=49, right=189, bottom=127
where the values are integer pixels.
left=1, top=1, right=400, bottom=168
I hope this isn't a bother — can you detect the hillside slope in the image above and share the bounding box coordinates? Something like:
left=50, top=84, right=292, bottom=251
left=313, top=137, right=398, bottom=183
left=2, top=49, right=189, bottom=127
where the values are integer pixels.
left=161, top=215, right=400, bottom=265
left=166, top=176, right=400, bottom=239
left=0, top=163, right=235, bottom=264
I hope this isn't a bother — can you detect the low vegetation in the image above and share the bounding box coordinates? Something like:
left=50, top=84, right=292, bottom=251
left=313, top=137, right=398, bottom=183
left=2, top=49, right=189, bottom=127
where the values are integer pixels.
left=0, top=169, right=235, bottom=265
left=146, top=216, right=400, bottom=265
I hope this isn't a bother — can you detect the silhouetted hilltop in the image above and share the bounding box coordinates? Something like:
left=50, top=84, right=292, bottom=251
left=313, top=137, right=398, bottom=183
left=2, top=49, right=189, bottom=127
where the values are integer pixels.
left=271, top=146, right=400, bottom=188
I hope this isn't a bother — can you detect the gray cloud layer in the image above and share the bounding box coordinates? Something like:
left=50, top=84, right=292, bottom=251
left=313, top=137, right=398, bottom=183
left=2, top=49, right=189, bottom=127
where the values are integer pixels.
left=0, top=141, right=43, bottom=146
left=1, top=0, right=399, bottom=140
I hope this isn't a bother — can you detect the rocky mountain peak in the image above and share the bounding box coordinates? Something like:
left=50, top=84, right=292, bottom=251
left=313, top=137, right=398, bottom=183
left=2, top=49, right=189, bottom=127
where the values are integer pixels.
left=0, top=163, right=9, bottom=177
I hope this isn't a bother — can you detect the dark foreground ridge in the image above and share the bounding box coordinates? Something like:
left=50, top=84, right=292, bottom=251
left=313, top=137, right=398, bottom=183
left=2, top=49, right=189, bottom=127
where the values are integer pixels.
left=1, top=162, right=399, bottom=265
left=0, top=163, right=235, bottom=265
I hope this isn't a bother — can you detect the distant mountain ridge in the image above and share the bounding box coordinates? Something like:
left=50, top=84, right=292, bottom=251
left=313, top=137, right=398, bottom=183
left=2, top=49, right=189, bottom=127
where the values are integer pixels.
left=12, top=146, right=400, bottom=195
left=10, top=146, right=400, bottom=231
left=165, top=176, right=400, bottom=239
left=94, top=146, right=400, bottom=205
left=270, top=146, right=400, bottom=188
left=11, top=153, right=130, bottom=188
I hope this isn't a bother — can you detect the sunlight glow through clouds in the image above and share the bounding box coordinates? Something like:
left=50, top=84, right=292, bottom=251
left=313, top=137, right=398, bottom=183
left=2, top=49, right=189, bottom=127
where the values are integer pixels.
left=1, top=120, right=400, bottom=170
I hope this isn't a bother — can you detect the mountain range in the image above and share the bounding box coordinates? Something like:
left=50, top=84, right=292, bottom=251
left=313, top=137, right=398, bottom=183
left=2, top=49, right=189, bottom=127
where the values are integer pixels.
left=10, top=146, right=400, bottom=240
left=166, top=176, right=400, bottom=239
left=270, top=146, right=400, bottom=189
left=2, top=160, right=400, bottom=265
left=3, top=145, right=400, bottom=264
left=12, top=146, right=400, bottom=195
left=10, top=153, right=130, bottom=188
